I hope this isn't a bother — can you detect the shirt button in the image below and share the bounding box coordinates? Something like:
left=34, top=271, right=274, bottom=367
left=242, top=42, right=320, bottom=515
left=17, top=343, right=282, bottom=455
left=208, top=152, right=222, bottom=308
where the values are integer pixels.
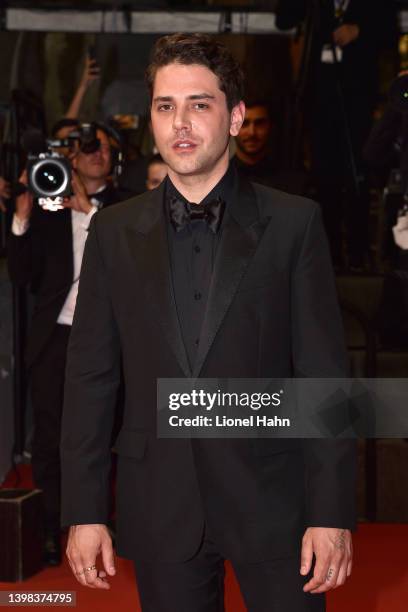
left=194, top=245, right=201, bottom=253
left=194, top=292, right=202, bottom=301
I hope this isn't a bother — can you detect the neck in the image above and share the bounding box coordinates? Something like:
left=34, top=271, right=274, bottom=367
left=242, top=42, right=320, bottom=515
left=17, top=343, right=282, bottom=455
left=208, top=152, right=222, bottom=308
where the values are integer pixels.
left=168, top=155, right=229, bottom=204
left=235, top=148, right=266, bottom=166
left=80, top=176, right=107, bottom=195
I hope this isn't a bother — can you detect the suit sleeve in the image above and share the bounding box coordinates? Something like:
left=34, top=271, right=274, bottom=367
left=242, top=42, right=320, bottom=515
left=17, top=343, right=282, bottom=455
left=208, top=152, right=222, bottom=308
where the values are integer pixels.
left=60, top=214, right=121, bottom=527
left=291, top=203, right=357, bottom=530
left=7, top=211, right=44, bottom=288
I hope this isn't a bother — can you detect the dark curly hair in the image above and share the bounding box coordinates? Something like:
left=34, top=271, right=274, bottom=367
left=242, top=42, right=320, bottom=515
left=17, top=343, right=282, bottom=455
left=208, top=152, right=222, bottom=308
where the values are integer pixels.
left=145, top=33, right=244, bottom=111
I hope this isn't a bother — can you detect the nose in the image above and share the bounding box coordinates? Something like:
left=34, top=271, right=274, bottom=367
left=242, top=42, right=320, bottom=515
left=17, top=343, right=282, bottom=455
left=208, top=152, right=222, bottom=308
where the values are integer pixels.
left=173, top=106, right=191, bottom=133
left=247, top=121, right=256, bottom=136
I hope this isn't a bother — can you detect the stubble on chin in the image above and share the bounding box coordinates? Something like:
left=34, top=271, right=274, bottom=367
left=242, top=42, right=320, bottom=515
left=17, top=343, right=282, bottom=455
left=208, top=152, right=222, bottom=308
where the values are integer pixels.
left=163, top=149, right=204, bottom=177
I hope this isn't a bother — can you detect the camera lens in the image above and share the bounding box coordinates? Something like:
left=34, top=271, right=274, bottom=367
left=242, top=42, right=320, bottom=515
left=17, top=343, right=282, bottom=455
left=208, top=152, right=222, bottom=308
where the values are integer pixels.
left=35, top=162, right=64, bottom=192
left=32, top=160, right=69, bottom=196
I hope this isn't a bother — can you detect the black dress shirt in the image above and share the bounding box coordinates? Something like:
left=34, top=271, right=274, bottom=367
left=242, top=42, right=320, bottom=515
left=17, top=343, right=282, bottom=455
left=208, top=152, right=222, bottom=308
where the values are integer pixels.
left=165, top=165, right=235, bottom=369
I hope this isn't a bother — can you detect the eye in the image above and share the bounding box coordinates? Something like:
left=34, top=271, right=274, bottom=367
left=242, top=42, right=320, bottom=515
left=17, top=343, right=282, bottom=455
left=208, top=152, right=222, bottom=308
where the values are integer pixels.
left=193, top=103, right=209, bottom=110
left=157, top=104, right=173, bottom=111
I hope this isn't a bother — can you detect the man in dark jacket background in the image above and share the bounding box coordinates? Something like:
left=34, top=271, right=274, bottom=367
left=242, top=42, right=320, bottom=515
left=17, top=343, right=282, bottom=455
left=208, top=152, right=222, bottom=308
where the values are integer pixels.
left=7, top=126, right=123, bottom=566
left=276, top=0, right=395, bottom=269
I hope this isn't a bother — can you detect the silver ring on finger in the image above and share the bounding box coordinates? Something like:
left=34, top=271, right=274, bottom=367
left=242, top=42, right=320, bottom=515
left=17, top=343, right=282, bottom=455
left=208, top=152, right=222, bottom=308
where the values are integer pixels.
left=77, top=564, right=97, bottom=575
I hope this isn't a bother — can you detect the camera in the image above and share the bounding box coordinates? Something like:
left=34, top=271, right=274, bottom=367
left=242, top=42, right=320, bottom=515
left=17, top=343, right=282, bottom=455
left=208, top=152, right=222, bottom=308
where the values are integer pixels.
left=27, top=151, right=71, bottom=211
left=26, top=123, right=104, bottom=211
left=69, top=123, right=101, bottom=155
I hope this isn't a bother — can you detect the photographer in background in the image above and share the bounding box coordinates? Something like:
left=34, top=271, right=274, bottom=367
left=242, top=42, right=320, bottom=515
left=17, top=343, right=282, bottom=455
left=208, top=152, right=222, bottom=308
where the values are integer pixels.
left=364, top=73, right=408, bottom=348
left=364, top=72, right=408, bottom=261
left=7, top=124, right=123, bottom=566
left=276, top=0, right=393, bottom=269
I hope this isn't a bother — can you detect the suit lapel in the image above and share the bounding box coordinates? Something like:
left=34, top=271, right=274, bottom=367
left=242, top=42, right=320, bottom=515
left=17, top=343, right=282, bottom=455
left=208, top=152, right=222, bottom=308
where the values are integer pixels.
left=192, top=176, right=268, bottom=379
left=125, top=184, right=191, bottom=378
left=124, top=176, right=268, bottom=380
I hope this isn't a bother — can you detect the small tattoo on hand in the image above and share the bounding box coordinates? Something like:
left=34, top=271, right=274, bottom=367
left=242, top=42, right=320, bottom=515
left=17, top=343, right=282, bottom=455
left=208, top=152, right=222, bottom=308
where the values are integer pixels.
left=334, top=529, right=346, bottom=551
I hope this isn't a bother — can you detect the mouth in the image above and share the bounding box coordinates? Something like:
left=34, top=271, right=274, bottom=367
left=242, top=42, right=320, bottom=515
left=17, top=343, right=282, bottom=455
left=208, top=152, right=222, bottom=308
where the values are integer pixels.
left=242, top=139, right=260, bottom=146
left=172, top=140, right=197, bottom=153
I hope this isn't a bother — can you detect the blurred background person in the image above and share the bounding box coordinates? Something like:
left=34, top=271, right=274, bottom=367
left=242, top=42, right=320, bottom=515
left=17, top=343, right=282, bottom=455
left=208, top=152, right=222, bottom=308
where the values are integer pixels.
left=364, top=71, right=408, bottom=264
left=276, top=0, right=393, bottom=269
left=232, top=99, right=275, bottom=185
left=232, top=99, right=308, bottom=195
left=365, top=71, right=408, bottom=348
left=146, top=153, right=167, bottom=190
left=6, top=124, right=124, bottom=567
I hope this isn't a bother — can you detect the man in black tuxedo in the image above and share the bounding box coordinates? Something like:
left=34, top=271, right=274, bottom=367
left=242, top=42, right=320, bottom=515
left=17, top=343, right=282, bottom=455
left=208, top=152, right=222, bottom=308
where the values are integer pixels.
left=7, top=126, right=123, bottom=565
left=61, top=34, right=356, bottom=611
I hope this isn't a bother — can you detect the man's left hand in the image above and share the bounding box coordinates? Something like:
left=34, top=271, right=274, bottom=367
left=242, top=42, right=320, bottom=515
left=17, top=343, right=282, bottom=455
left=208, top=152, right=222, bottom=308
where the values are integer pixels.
left=64, top=171, right=92, bottom=214
left=333, top=24, right=359, bottom=47
left=301, top=527, right=353, bottom=593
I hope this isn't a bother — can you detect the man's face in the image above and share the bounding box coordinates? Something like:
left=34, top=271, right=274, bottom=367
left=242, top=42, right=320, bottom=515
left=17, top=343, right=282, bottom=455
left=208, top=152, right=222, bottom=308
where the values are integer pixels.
left=150, top=63, right=244, bottom=179
left=72, top=129, right=112, bottom=181
left=146, top=161, right=168, bottom=190
left=235, top=105, right=272, bottom=158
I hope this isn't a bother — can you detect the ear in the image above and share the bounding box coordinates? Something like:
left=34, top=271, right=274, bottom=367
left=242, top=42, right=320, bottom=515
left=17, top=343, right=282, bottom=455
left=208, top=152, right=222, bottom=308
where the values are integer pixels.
left=229, top=101, right=245, bottom=138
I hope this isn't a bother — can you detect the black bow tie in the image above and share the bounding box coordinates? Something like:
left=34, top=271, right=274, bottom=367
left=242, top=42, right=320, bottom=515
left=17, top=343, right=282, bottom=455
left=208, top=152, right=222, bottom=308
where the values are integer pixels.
left=168, top=196, right=225, bottom=233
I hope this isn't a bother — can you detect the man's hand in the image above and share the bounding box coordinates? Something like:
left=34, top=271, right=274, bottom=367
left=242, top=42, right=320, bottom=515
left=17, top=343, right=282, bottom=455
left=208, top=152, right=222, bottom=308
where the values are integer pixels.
left=301, top=527, right=353, bottom=594
left=66, top=524, right=116, bottom=590
left=80, top=55, right=100, bottom=90
left=333, top=24, right=359, bottom=47
left=63, top=171, right=93, bottom=214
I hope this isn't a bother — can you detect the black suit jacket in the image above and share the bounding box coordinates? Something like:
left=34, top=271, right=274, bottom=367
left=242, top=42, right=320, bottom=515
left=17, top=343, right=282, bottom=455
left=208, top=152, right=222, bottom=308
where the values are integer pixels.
left=61, top=176, right=357, bottom=563
left=7, top=185, right=121, bottom=368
